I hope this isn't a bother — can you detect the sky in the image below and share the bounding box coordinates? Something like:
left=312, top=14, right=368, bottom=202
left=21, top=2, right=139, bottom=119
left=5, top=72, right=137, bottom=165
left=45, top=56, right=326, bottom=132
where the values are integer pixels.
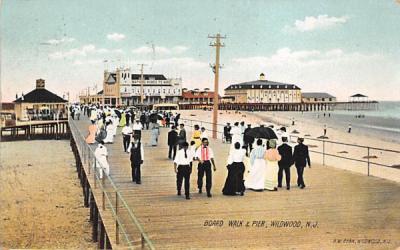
left=1, top=0, right=400, bottom=102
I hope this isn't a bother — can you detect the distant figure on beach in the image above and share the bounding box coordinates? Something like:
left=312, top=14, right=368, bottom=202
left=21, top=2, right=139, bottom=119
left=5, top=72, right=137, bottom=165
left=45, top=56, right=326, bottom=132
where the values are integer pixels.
left=222, top=142, right=246, bottom=196
left=150, top=122, right=160, bottom=146
left=94, top=141, right=109, bottom=179
left=168, top=126, right=178, bottom=159
left=264, top=140, right=281, bottom=191
left=122, top=123, right=133, bottom=153
left=323, top=124, right=327, bottom=137
left=348, top=124, right=352, bottom=133
left=328, top=113, right=331, bottom=117
left=195, top=138, right=217, bottom=197
left=293, top=137, right=311, bottom=189
left=174, top=142, right=194, bottom=200
left=85, top=120, right=97, bottom=144
left=246, top=139, right=266, bottom=191
left=128, top=135, right=144, bottom=184
left=277, top=137, right=293, bottom=190
left=192, top=124, right=202, bottom=149
left=223, top=123, right=232, bottom=143
left=292, top=118, right=295, bottom=126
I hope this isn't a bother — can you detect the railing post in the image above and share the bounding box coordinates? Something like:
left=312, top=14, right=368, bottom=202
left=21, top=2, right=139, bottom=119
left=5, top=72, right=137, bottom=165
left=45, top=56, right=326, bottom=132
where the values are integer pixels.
left=322, top=140, right=325, bottom=166
left=115, top=192, right=119, bottom=244
left=94, top=161, right=97, bottom=189
left=367, top=147, right=370, bottom=176
left=102, top=191, right=105, bottom=211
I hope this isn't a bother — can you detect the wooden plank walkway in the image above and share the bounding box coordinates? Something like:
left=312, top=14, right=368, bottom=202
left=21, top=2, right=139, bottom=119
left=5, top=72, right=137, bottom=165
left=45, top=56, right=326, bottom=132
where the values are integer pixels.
left=74, top=118, right=400, bottom=249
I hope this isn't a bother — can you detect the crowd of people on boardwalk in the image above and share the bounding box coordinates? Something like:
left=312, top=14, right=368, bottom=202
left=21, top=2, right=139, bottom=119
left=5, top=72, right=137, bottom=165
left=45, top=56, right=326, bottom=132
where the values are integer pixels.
left=221, top=121, right=311, bottom=194
left=171, top=119, right=311, bottom=200
left=80, top=103, right=311, bottom=201
left=80, top=103, right=182, bottom=184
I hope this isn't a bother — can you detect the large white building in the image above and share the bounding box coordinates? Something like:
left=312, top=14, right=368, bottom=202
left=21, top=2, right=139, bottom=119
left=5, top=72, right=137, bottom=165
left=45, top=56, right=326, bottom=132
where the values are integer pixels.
left=117, top=68, right=182, bottom=105
left=90, top=67, right=182, bottom=106
left=224, top=73, right=302, bottom=103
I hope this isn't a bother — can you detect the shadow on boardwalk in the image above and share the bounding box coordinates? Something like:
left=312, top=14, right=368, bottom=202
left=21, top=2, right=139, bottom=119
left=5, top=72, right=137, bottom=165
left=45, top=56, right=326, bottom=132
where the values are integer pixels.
left=74, top=118, right=400, bottom=249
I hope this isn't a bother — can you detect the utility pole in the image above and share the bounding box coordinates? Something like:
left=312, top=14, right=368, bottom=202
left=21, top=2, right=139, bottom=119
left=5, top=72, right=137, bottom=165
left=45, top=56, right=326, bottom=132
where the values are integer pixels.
left=138, top=64, right=147, bottom=104
left=209, top=33, right=226, bottom=139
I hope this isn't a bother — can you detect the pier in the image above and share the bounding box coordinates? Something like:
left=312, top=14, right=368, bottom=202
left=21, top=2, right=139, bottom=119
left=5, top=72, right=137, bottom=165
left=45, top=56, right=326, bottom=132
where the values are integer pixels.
left=66, top=117, right=399, bottom=249
left=179, top=101, right=379, bottom=112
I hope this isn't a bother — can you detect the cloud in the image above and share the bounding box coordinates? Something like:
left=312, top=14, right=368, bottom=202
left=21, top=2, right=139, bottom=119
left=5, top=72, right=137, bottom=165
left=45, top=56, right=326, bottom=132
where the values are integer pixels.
left=228, top=48, right=394, bottom=100
left=131, top=45, right=189, bottom=55
left=73, top=59, right=103, bottom=65
left=45, top=37, right=75, bottom=45
left=49, top=45, right=122, bottom=59
left=285, top=15, right=349, bottom=32
left=107, top=33, right=126, bottom=41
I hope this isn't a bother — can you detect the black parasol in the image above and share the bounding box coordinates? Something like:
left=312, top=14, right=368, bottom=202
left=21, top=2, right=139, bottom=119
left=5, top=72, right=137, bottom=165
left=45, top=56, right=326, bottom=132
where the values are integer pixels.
left=114, top=109, right=122, bottom=119
left=149, top=113, right=163, bottom=122
left=245, top=126, right=277, bottom=139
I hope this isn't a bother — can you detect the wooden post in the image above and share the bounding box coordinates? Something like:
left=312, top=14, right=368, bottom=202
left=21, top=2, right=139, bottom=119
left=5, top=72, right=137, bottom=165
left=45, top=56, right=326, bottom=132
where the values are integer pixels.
left=367, top=147, right=370, bottom=176
left=92, top=203, right=98, bottom=242
left=102, top=191, right=105, bottom=210
left=209, top=33, right=225, bottom=139
left=115, top=192, right=119, bottom=244
left=99, top=217, right=105, bottom=249
left=323, top=140, right=325, bottom=166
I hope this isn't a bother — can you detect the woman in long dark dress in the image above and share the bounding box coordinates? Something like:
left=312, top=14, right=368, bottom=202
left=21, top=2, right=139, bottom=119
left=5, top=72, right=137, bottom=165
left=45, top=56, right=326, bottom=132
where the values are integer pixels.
left=222, top=142, right=246, bottom=196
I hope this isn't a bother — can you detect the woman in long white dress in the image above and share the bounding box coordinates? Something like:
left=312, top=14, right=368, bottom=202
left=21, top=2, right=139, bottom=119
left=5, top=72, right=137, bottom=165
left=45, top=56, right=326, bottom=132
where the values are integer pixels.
left=246, top=139, right=266, bottom=191
left=150, top=122, right=160, bottom=146
left=94, top=142, right=109, bottom=179
left=264, top=139, right=281, bottom=191
left=103, top=121, right=114, bottom=144
left=112, top=115, right=119, bottom=137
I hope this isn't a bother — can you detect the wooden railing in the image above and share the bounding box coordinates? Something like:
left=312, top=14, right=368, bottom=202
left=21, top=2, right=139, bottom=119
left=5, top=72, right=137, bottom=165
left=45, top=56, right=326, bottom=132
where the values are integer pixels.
left=0, top=120, right=70, bottom=141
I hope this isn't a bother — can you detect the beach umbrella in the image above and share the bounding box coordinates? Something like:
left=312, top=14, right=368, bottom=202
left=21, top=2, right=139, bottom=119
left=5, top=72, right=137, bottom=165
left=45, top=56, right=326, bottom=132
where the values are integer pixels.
left=245, top=126, right=277, bottom=139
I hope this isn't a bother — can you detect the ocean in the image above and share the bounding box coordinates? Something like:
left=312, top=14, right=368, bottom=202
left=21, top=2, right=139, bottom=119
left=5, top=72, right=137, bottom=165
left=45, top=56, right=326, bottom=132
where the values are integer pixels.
left=274, top=101, right=400, bottom=144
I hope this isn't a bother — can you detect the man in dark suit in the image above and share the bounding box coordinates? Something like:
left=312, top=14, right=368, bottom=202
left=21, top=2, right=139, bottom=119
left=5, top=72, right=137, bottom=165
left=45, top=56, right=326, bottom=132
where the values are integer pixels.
left=293, top=137, right=311, bottom=189
left=277, top=137, right=293, bottom=190
left=178, top=123, right=187, bottom=148
left=223, top=123, right=232, bottom=143
left=168, top=126, right=179, bottom=159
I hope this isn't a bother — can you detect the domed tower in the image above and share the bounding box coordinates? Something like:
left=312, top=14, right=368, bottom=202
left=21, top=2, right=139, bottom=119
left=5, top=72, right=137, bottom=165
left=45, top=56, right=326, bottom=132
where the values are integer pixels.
left=259, top=73, right=266, bottom=81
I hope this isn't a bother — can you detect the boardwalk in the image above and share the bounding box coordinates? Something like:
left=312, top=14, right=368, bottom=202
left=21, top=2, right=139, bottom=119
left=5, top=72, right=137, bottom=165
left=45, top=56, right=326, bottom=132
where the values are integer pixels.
left=73, top=118, right=400, bottom=249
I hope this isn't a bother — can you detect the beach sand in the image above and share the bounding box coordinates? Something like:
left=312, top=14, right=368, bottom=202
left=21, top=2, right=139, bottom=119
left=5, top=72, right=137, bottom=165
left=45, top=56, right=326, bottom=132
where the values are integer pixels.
left=178, top=110, right=400, bottom=183
left=0, top=141, right=95, bottom=249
